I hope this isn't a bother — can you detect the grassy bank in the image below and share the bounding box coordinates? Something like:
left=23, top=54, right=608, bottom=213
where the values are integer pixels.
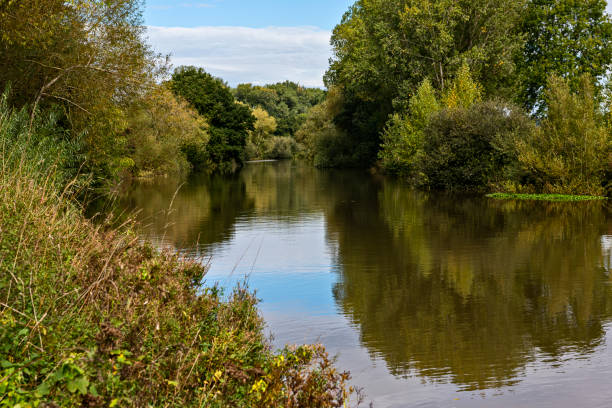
left=486, top=193, right=607, bottom=202
left=0, top=107, right=356, bottom=406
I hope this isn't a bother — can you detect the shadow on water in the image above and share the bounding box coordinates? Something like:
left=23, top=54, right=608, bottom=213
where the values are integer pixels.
left=93, top=161, right=612, bottom=400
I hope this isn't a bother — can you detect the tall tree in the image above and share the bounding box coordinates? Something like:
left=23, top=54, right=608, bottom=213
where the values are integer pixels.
left=0, top=0, right=158, bottom=175
left=518, top=0, right=612, bottom=111
left=170, top=66, right=255, bottom=171
left=324, top=0, right=525, bottom=166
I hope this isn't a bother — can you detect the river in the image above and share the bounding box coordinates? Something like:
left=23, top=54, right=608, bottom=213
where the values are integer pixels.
left=95, top=161, right=612, bottom=408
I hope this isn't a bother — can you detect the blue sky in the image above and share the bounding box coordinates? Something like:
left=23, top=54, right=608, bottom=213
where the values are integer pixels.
left=145, top=0, right=353, bottom=30
left=144, top=1, right=612, bottom=88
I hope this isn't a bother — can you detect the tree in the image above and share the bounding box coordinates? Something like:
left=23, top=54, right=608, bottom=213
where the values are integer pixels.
left=170, top=66, right=255, bottom=171
left=379, top=78, right=439, bottom=176
left=125, top=85, right=208, bottom=176
left=518, top=0, right=612, bottom=111
left=234, top=82, right=326, bottom=137
left=246, top=107, right=277, bottom=159
left=324, top=0, right=525, bottom=166
left=0, top=0, right=159, bottom=176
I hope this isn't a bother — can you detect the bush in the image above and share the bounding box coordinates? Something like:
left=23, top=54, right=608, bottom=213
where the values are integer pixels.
left=379, top=79, right=439, bottom=176
left=263, top=136, right=296, bottom=159
left=379, top=67, right=483, bottom=178
left=421, top=100, right=533, bottom=190
left=245, top=107, right=277, bottom=160
left=514, top=75, right=610, bottom=195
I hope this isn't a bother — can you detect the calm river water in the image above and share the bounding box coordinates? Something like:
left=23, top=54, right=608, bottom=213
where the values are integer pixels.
left=98, top=161, right=612, bottom=407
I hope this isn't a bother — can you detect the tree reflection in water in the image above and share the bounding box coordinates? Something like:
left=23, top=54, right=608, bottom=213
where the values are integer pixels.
left=99, top=161, right=612, bottom=392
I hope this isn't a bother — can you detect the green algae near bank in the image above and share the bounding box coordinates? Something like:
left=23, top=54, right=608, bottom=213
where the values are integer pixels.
left=486, top=193, right=607, bottom=201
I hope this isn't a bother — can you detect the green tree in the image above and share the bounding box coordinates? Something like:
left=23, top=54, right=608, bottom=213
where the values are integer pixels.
left=518, top=0, right=612, bottom=111
left=0, top=0, right=158, bottom=177
left=125, top=85, right=209, bottom=176
left=170, top=66, right=255, bottom=171
left=514, top=75, right=610, bottom=194
left=379, top=66, right=484, bottom=178
left=246, top=107, right=277, bottom=159
left=379, top=79, right=439, bottom=176
left=323, top=0, right=525, bottom=166
left=234, top=82, right=326, bottom=137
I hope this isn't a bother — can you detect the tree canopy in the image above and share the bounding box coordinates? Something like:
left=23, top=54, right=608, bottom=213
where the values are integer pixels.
left=322, top=0, right=526, bottom=166
left=233, top=82, right=326, bottom=137
left=170, top=66, right=255, bottom=171
left=518, top=0, right=612, bottom=112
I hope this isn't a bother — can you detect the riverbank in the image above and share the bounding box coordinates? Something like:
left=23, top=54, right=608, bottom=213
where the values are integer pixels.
left=486, top=193, right=608, bottom=202
left=0, top=108, right=354, bottom=407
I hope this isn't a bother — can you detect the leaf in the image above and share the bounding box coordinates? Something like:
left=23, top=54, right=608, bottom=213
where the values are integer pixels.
left=109, top=398, right=120, bottom=407
left=74, top=376, right=89, bottom=395
left=35, top=381, right=51, bottom=397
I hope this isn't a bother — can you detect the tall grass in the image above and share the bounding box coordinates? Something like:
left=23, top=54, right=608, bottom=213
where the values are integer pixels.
left=0, top=100, right=359, bottom=407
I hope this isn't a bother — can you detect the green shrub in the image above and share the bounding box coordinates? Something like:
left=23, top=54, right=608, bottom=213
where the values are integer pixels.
left=263, top=136, right=296, bottom=159
left=379, top=67, right=483, bottom=178
left=379, top=79, right=439, bottom=176
left=421, top=100, right=533, bottom=190
left=514, top=75, right=610, bottom=195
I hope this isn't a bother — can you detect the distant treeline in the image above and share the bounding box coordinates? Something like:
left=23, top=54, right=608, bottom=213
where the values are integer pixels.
left=296, top=0, right=612, bottom=196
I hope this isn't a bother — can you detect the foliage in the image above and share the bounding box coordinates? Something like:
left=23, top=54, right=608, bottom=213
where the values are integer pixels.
left=125, top=85, right=209, bottom=177
left=323, top=0, right=525, bottom=166
left=379, top=67, right=483, bottom=177
left=263, top=136, right=297, bottom=160
left=0, top=0, right=159, bottom=178
left=170, top=66, right=255, bottom=172
left=486, top=193, right=606, bottom=201
left=440, top=63, right=483, bottom=110
left=0, top=104, right=359, bottom=408
left=245, top=107, right=277, bottom=160
left=518, top=0, right=612, bottom=112
left=421, top=100, right=533, bottom=190
left=233, top=82, right=326, bottom=137
left=295, top=88, right=355, bottom=167
left=378, top=79, right=439, bottom=176
left=513, top=75, right=611, bottom=195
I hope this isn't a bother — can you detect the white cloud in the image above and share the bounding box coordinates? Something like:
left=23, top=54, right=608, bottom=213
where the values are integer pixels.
left=146, top=26, right=332, bottom=88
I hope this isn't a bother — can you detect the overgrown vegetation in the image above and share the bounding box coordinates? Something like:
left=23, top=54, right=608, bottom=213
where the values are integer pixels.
left=0, top=0, right=360, bottom=406
left=297, top=0, right=612, bottom=195
left=0, top=100, right=359, bottom=407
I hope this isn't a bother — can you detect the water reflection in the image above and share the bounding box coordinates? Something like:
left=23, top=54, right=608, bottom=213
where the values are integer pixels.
left=99, top=161, right=612, bottom=405
left=330, top=182, right=612, bottom=390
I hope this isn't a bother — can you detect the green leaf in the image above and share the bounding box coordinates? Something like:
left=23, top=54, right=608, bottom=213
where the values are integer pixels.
left=35, top=381, right=51, bottom=397
left=67, top=376, right=89, bottom=395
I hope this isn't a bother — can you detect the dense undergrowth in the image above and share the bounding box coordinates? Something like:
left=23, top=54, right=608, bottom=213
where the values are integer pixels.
left=0, top=103, right=358, bottom=406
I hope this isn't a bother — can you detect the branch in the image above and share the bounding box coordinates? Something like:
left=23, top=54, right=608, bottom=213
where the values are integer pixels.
left=41, top=93, right=91, bottom=114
